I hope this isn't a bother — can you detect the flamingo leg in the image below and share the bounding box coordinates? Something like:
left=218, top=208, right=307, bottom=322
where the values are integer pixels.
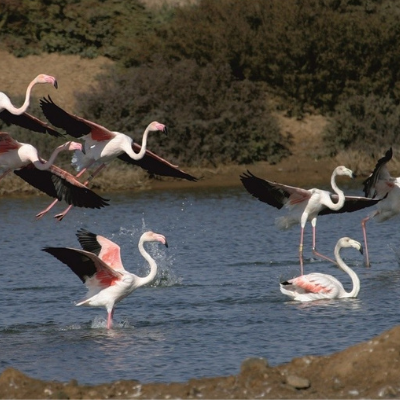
left=107, top=308, right=114, bottom=329
left=53, top=164, right=107, bottom=221
left=36, top=198, right=59, bottom=219
left=311, top=220, right=337, bottom=265
left=299, top=227, right=305, bottom=276
left=361, top=215, right=371, bottom=267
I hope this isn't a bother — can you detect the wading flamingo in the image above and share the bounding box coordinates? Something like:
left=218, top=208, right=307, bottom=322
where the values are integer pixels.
left=0, top=74, right=61, bottom=137
left=0, top=132, right=109, bottom=214
left=240, top=167, right=380, bottom=275
left=280, top=237, right=363, bottom=301
left=361, top=147, right=400, bottom=267
left=43, top=229, right=168, bottom=329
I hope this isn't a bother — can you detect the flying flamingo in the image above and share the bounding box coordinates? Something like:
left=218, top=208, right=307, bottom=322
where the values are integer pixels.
left=43, top=229, right=168, bottom=329
left=280, top=236, right=363, bottom=301
left=361, top=147, right=400, bottom=267
left=0, top=132, right=109, bottom=213
left=240, top=167, right=380, bottom=275
left=36, top=96, right=197, bottom=220
left=0, top=74, right=61, bottom=137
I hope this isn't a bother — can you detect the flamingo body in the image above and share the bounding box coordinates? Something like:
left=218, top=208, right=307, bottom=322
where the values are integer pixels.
left=43, top=229, right=168, bottom=329
left=280, top=237, right=363, bottom=301
left=241, top=167, right=379, bottom=274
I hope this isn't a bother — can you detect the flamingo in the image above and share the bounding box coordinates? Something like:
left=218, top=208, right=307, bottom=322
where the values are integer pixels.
left=36, top=96, right=197, bottom=220
left=0, top=132, right=109, bottom=213
left=43, top=229, right=168, bottom=329
left=39, top=96, right=198, bottom=181
left=240, top=167, right=380, bottom=275
left=0, top=74, right=61, bottom=137
left=361, top=147, right=400, bottom=267
left=280, top=237, right=363, bottom=301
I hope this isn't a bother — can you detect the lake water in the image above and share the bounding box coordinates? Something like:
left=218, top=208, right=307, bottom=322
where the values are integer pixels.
left=0, top=184, right=399, bottom=385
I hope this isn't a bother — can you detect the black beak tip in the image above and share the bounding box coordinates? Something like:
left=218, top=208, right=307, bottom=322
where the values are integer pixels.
left=164, top=126, right=168, bottom=135
left=54, top=80, right=58, bottom=89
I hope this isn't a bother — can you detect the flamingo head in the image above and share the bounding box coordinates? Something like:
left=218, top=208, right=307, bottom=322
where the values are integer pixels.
left=67, top=141, right=83, bottom=151
left=35, top=74, right=58, bottom=89
left=335, top=166, right=355, bottom=179
left=149, top=121, right=168, bottom=135
left=142, top=231, right=168, bottom=248
left=337, top=237, right=363, bottom=255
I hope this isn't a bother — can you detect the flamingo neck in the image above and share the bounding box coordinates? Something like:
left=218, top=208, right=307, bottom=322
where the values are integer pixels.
left=7, top=79, right=36, bottom=115
left=334, top=244, right=360, bottom=297
left=125, top=126, right=151, bottom=160
left=328, top=169, right=345, bottom=210
left=135, top=238, right=158, bottom=288
left=31, top=145, right=65, bottom=170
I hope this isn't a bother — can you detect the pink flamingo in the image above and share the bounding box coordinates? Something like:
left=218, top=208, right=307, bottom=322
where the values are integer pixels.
left=280, top=237, right=363, bottom=301
left=0, top=132, right=109, bottom=213
left=0, top=74, right=61, bottom=137
left=361, top=147, right=400, bottom=267
left=43, top=229, right=168, bottom=329
left=37, top=96, right=197, bottom=220
left=240, top=167, right=380, bottom=275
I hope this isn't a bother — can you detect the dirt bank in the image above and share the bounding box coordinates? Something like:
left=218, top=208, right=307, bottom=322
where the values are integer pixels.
left=1, top=324, right=400, bottom=399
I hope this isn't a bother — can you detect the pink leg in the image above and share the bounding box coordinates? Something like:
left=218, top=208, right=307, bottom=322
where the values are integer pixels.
left=311, top=220, right=337, bottom=265
left=361, top=215, right=371, bottom=267
left=36, top=198, right=59, bottom=219
left=107, top=309, right=114, bottom=329
left=53, top=164, right=106, bottom=221
left=299, top=227, right=304, bottom=276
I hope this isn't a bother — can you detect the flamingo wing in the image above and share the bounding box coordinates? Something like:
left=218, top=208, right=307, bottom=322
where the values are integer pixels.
left=318, top=195, right=382, bottom=216
left=40, top=96, right=115, bottom=141
left=0, top=132, right=21, bottom=153
left=118, top=145, right=198, bottom=182
left=281, top=273, right=340, bottom=297
left=240, top=170, right=310, bottom=209
left=0, top=110, right=63, bottom=137
left=42, top=246, right=123, bottom=286
left=363, top=147, right=393, bottom=198
left=76, top=229, right=125, bottom=271
left=14, top=164, right=109, bottom=209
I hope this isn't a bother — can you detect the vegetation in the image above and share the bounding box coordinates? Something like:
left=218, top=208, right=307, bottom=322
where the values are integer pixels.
left=2, top=0, right=400, bottom=165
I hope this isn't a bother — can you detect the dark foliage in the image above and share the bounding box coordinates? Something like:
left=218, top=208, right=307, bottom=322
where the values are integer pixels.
left=76, top=60, right=289, bottom=166
left=3, top=0, right=400, bottom=161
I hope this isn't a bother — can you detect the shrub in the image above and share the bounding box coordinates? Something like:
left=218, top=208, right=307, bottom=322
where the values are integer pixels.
left=76, top=60, right=290, bottom=167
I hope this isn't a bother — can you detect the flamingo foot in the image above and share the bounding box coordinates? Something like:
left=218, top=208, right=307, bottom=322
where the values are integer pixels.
left=54, top=212, right=67, bottom=222
left=35, top=210, right=48, bottom=220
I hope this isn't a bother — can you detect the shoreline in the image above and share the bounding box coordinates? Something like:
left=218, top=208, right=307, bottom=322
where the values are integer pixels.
left=1, top=324, right=399, bottom=399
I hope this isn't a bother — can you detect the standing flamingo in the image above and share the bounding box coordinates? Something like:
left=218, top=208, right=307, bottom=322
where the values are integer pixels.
left=43, top=229, right=168, bottom=329
left=361, top=147, right=400, bottom=267
left=280, top=237, right=363, bottom=301
left=240, top=167, right=380, bottom=275
left=0, top=74, right=61, bottom=137
left=0, top=132, right=109, bottom=213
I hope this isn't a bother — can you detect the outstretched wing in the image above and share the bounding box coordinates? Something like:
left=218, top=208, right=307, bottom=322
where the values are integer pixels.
left=0, top=109, right=63, bottom=137
left=363, top=147, right=392, bottom=198
left=118, top=145, right=198, bottom=182
left=42, top=246, right=122, bottom=285
left=40, top=96, right=115, bottom=141
left=240, top=170, right=310, bottom=209
left=76, top=228, right=125, bottom=271
left=14, top=164, right=109, bottom=209
left=318, top=195, right=381, bottom=216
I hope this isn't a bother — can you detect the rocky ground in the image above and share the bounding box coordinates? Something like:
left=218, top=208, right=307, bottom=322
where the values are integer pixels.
left=1, top=39, right=399, bottom=399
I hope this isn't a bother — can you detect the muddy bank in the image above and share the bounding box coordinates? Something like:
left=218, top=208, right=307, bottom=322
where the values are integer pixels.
left=1, top=324, right=399, bottom=399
